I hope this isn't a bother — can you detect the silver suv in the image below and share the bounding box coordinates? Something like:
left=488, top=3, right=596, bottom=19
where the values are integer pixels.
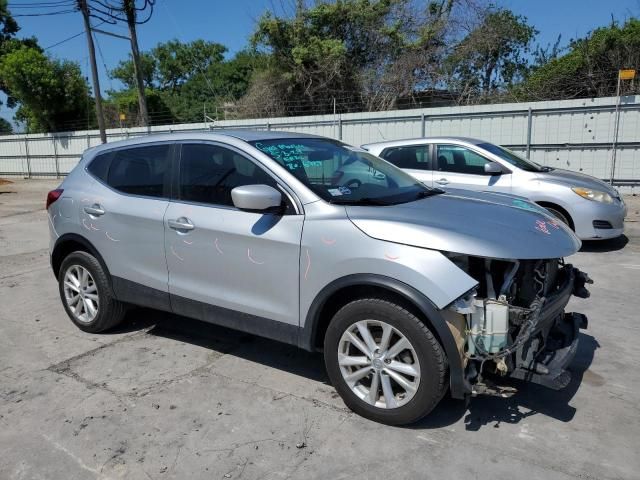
left=48, top=131, right=591, bottom=425
left=364, top=137, right=627, bottom=240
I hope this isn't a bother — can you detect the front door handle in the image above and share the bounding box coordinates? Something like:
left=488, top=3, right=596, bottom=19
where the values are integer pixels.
left=168, top=217, right=195, bottom=231
left=83, top=204, right=105, bottom=216
left=435, top=178, right=449, bottom=185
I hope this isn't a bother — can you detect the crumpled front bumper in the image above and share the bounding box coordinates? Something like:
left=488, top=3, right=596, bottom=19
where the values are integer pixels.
left=508, top=265, right=590, bottom=390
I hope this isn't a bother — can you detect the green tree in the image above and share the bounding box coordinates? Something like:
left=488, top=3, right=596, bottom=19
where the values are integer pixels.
left=242, top=0, right=458, bottom=116
left=105, top=87, right=176, bottom=125
left=0, top=46, right=91, bottom=132
left=109, top=41, right=265, bottom=122
left=446, top=8, right=537, bottom=102
left=110, top=52, right=156, bottom=90
left=1, top=0, right=40, bottom=112
left=518, top=19, right=640, bottom=100
left=0, top=116, right=11, bottom=133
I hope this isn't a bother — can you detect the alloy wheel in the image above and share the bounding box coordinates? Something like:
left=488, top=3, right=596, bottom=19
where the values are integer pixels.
left=63, top=265, right=99, bottom=324
left=337, top=320, right=421, bottom=409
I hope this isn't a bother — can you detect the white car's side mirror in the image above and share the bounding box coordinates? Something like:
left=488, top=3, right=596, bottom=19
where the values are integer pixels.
left=484, top=162, right=503, bottom=175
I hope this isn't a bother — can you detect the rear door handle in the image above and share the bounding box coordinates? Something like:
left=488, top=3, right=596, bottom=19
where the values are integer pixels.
left=168, top=217, right=195, bottom=231
left=435, top=178, right=449, bottom=185
left=83, top=204, right=105, bottom=216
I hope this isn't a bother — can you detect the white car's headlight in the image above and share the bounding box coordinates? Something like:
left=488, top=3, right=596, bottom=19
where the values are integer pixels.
left=571, top=187, right=613, bottom=204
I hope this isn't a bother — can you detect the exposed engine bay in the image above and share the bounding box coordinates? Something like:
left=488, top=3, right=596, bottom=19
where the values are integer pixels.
left=445, top=253, right=592, bottom=395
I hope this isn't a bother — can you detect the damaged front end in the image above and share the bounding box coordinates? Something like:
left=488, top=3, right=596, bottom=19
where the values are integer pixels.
left=445, top=254, right=592, bottom=396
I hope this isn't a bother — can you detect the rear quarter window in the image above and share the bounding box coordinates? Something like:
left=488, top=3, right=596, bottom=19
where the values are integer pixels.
left=86, top=151, right=112, bottom=182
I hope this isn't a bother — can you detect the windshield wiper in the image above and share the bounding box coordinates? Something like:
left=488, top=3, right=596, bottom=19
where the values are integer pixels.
left=329, top=197, right=391, bottom=206
left=416, top=188, right=444, bottom=198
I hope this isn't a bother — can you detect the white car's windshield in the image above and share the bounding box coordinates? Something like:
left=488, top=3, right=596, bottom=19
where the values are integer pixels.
left=478, top=143, right=549, bottom=173
left=251, top=138, right=441, bottom=205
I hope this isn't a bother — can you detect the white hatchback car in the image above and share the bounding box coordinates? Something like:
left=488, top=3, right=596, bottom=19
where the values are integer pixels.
left=363, top=137, right=627, bottom=240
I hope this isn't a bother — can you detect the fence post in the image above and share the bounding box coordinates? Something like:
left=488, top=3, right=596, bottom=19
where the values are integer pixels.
left=338, top=115, right=343, bottom=140
left=53, top=136, right=60, bottom=179
left=267, top=120, right=271, bottom=131
left=421, top=113, right=426, bottom=137
left=24, top=137, right=32, bottom=179
left=526, top=107, right=533, bottom=159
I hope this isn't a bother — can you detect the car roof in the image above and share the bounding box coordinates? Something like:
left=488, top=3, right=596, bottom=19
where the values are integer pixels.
left=85, top=129, right=326, bottom=155
left=362, top=136, right=485, bottom=150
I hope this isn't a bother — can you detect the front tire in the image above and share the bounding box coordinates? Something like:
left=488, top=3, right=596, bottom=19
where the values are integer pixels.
left=58, top=251, right=126, bottom=333
left=544, top=207, right=571, bottom=227
left=324, top=298, right=447, bottom=425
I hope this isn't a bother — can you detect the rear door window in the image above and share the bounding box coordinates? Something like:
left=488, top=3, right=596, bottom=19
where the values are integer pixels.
left=105, top=145, right=171, bottom=197
left=380, top=145, right=431, bottom=170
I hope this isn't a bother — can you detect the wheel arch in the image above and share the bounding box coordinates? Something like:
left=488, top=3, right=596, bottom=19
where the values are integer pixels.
left=535, top=201, right=575, bottom=230
left=300, top=274, right=470, bottom=399
left=51, top=233, right=112, bottom=285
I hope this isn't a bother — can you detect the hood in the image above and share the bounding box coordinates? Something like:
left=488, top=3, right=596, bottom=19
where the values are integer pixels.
left=536, top=168, right=619, bottom=197
left=346, top=189, right=581, bottom=260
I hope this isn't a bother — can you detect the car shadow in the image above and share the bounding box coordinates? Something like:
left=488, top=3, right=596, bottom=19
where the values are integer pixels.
left=412, top=332, right=599, bottom=431
left=580, top=235, right=628, bottom=252
left=111, top=308, right=329, bottom=383
left=109, top=309, right=599, bottom=430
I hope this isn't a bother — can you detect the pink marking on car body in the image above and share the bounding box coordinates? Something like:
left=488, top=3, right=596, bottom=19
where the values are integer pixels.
left=247, top=248, right=264, bottom=265
left=105, top=231, right=120, bottom=242
left=385, top=253, right=400, bottom=261
left=304, top=249, right=311, bottom=280
left=321, top=237, right=336, bottom=246
left=535, top=220, right=551, bottom=235
left=214, top=238, right=224, bottom=254
left=183, top=239, right=193, bottom=245
left=82, top=219, right=91, bottom=231
left=90, top=223, right=100, bottom=231
left=548, top=218, right=561, bottom=229
left=170, top=244, right=184, bottom=261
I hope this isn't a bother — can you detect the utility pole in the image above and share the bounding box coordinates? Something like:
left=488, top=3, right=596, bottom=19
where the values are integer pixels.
left=123, top=0, right=149, bottom=127
left=610, top=69, right=636, bottom=185
left=77, top=0, right=107, bottom=143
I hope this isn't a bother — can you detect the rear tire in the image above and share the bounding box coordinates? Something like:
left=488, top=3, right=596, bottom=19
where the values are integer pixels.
left=58, top=251, right=126, bottom=333
left=324, top=298, right=447, bottom=425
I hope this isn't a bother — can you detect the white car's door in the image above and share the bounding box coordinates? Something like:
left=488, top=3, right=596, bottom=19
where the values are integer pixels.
left=378, top=144, right=434, bottom=187
left=434, top=144, right=512, bottom=193
left=164, top=142, right=303, bottom=331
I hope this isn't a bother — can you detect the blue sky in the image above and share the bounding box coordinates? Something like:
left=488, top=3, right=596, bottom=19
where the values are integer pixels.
left=2, top=0, right=639, bottom=124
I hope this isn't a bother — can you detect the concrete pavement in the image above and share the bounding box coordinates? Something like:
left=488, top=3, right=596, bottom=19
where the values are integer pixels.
left=1, top=179, right=639, bottom=479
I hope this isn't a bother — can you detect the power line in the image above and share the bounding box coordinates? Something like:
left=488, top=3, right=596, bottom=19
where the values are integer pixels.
left=8, top=1, right=75, bottom=8
left=12, top=9, right=77, bottom=17
left=44, top=20, right=105, bottom=50
left=44, top=31, right=84, bottom=50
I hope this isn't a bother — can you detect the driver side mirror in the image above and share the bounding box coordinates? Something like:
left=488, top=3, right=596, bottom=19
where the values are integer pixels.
left=484, top=162, right=503, bottom=175
left=231, top=184, right=282, bottom=212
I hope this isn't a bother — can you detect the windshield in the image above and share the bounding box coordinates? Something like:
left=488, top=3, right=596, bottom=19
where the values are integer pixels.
left=250, top=138, right=440, bottom=205
left=478, top=143, right=547, bottom=172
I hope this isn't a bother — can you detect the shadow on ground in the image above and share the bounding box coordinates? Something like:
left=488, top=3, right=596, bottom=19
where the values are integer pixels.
left=109, top=308, right=599, bottom=431
left=580, top=235, right=628, bottom=252
left=414, top=332, right=599, bottom=431
left=112, top=307, right=328, bottom=383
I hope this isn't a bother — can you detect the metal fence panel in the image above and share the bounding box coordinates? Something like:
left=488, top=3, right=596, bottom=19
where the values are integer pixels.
left=0, top=95, right=638, bottom=184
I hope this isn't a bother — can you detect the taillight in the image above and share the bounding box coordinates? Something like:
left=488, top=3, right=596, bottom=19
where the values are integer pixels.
left=46, top=189, right=64, bottom=210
